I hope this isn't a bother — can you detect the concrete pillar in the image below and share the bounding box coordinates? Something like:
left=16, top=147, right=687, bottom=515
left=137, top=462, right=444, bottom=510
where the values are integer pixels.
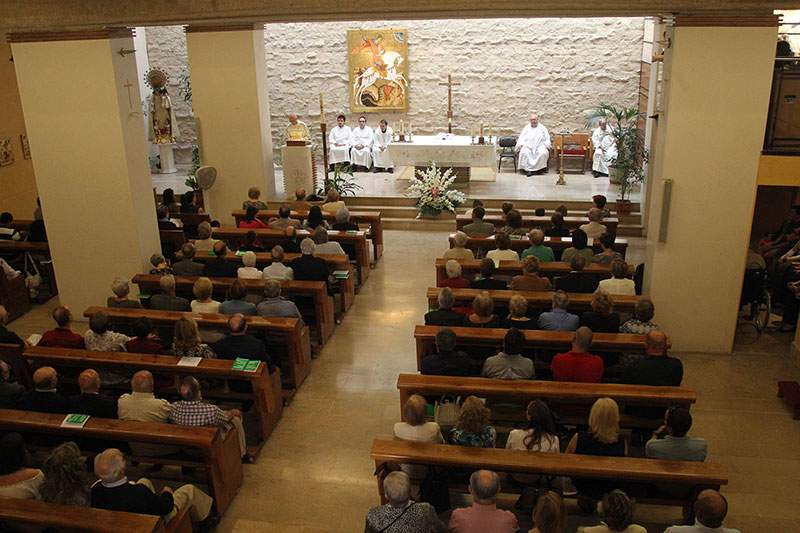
left=643, top=16, right=778, bottom=352
left=186, top=25, right=276, bottom=220
left=11, top=29, right=160, bottom=315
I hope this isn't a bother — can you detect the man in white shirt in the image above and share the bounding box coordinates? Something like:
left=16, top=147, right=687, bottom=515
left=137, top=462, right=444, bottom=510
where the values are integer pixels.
left=591, top=119, right=617, bottom=177
left=350, top=116, right=373, bottom=171
left=328, top=114, right=352, bottom=171
left=263, top=246, right=294, bottom=280
left=579, top=208, right=608, bottom=239
left=515, top=114, right=551, bottom=176
left=665, top=490, right=740, bottom=533
left=372, top=119, right=394, bottom=172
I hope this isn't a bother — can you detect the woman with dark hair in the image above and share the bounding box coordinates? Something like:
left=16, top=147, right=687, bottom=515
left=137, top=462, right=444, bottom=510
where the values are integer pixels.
left=125, top=317, right=167, bottom=354
left=238, top=205, right=268, bottom=229
left=449, top=395, right=496, bottom=448
left=561, top=228, right=594, bottom=264
left=593, top=233, right=622, bottom=264
left=580, top=490, right=646, bottom=533
left=487, top=231, right=520, bottom=266
left=303, top=205, right=330, bottom=231
left=160, top=188, right=180, bottom=215
left=239, top=230, right=266, bottom=253
left=40, top=441, right=91, bottom=506
left=180, top=190, right=202, bottom=214
left=0, top=433, right=43, bottom=500
left=545, top=212, right=571, bottom=238
left=501, top=210, right=527, bottom=236
left=506, top=400, right=560, bottom=485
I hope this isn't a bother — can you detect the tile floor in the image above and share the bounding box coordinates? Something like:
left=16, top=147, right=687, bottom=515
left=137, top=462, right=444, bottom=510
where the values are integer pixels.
left=6, top=230, right=800, bottom=532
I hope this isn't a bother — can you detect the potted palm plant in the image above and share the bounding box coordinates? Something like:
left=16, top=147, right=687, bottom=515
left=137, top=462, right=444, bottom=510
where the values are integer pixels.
left=585, top=104, right=648, bottom=215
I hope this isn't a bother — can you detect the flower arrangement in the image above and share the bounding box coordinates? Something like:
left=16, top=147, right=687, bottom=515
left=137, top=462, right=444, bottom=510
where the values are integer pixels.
left=406, top=162, right=466, bottom=218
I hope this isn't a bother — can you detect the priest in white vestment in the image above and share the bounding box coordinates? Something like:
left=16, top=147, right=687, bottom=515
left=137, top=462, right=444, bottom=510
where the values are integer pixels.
left=592, top=120, right=618, bottom=177
left=515, top=114, right=551, bottom=176
left=372, top=119, right=394, bottom=172
left=350, top=116, right=374, bottom=171
left=328, top=114, right=352, bottom=170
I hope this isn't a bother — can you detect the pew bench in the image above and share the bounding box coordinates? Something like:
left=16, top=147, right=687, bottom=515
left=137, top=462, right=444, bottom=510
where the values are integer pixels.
left=84, top=307, right=312, bottom=392
left=0, top=409, right=243, bottom=514
left=455, top=214, right=619, bottom=234
left=448, top=233, right=628, bottom=259
left=434, top=258, right=617, bottom=286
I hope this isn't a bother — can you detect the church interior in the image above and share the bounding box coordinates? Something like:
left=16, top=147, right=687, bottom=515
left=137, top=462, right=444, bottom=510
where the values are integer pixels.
left=1, top=1, right=800, bottom=532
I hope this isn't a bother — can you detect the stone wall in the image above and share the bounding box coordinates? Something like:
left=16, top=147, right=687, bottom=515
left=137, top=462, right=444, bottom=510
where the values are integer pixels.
left=147, top=18, right=644, bottom=164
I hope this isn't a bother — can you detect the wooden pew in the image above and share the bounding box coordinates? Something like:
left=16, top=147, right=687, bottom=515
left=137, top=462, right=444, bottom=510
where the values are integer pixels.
left=84, top=307, right=312, bottom=391
left=0, top=408, right=243, bottom=514
left=0, top=240, right=58, bottom=299
left=232, top=209, right=384, bottom=262
left=371, top=439, right=727, bottom=509
left=456, top=213, right=619, bottom=234
left=435, top=258, right=615, bottom=286
left=396, top=373, right=696, bottom=430
left=425, top=287, right=639, bottom=314
left=413, top=324, right=645, bottom=371
left=133, top=274, right=335, bottom=345
left=211, top=227, right=371, bottom=285
left=23, top=345, right=283, bottom=454
left=159, top=229, right=187, bottom=249
left=192, top=251, right=355, bottom=313
left=448, top=233, right=628, bottom=259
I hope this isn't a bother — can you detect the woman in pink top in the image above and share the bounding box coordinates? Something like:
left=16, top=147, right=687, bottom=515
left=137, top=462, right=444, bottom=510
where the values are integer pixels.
left=238, top=206, right=268, bottom=229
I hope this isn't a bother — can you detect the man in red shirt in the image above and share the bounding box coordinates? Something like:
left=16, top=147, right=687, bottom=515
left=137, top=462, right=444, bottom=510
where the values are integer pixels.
left=38, top=306, right=85, bottom=349
left=551, top=326, right=604, bottom=383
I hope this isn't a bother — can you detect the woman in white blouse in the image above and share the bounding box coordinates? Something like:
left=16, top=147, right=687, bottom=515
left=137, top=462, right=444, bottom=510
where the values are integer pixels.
left=506, top=400, right=560, bottom=485
left=393, top=394, right=443, bottom=479
left=190, top=277, right=220, bottom=314
left=486, top=231, right=520, bottom=267
left=596, top=259, right=636, bottom=296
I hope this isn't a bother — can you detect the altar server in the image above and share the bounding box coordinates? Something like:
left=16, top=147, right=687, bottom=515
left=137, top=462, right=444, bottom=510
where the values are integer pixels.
left=516, top=114, right=551, bottom=176
left=328, top=114, right=352, bottom=170
left=372, top=119, right=394, bottom=173
left=350, top=116, right=374, bottom=171
left=592, top=119, right=616, bottom=177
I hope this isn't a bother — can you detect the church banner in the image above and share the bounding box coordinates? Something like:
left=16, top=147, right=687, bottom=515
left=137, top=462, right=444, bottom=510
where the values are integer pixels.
left=348, top=28, right=409, bottom=113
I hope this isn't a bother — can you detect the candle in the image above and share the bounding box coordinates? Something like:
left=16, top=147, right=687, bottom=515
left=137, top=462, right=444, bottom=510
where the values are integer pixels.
left=400, top=120, right=404, bottom=135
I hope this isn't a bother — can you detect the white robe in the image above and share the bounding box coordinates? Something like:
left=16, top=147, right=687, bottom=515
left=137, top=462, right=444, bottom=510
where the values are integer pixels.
left=592, top=128, right=617, bottom=175
left=372, top=127, right=394, bottom=168
left=329, top=125, right=352, bottom=164
left=350, top=126, right=374, bottom=167
left=516, top=123, right=551, bottom=172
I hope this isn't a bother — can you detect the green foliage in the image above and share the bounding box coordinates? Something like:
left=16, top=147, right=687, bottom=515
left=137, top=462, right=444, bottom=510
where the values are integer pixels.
left=319, top=163, right=363, bottom=197
left=185, top=145, right=201, bottom=190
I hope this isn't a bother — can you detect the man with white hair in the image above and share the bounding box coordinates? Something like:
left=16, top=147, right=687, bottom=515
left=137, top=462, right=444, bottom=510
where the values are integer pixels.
left=149, top=275, right=191, bottom=311
left=365, top=471, right=446, bottom=532
left=290, top=238, right=329, bottom=282
left=443, top=231, right=475, bottom=261
left=332, top=207, right=359, bottom=231
left=256, top=280, right=302, bottom=319
left=237, top=251, right=262, bottom=279
left=350, top=115, right=373, bottom=171
left=284, top=112, right=310, bottom=142
left=580, top=208, right=608, bottom=240
left=425, top=287, right=465, bottom=327
left=515, top=113, right=551, bottom=176
left=312, top=226, right=346, bottom=256
left=91, top=448, right=215, bottom=524
left=449, top=470, right=518, bottom=532
left=69, top=369, right=117, bottom=418
left=107, top=277, right=142, bottom=309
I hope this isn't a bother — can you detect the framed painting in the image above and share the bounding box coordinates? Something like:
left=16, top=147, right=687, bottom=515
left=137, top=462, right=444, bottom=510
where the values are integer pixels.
left=348, top=28, right=408, bottom=113
left=0, top=138, right=13, bottom=167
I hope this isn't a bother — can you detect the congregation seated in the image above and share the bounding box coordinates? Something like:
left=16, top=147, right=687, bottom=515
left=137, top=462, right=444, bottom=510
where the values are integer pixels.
left=561, top=229, right=593, bottom=264
left=580, top=208, right=608, bottom=240
left=238, top=230, right=266, bottom=253
left=592, top=233, right=622, bottom=265
left=365, top=471, right=446, bottom=533
left=444, top=231, right=475, bottom=261
left=470, top=258, right=507, bottom=291
left=180, top=191, right=203, bottom=214
left=303, top=205, right=329, bottom=231
left=312, top=226, right=346, bottom=256
left=0, top=433, right=43, bottom=500
left=220, top=279, right=257, bottom=316
left=204, top=241, right=239, bottom=278
left=393, top=394, right=444, bottom=479
left=238, top=251, right=262, bottom=280
left=332, top=207, right=359, bottom=231
left=591, top=194, right=612, bottom=219
left=156, top=205, right=178, bottom=230
left=646, top=407, right=707, bottom=462
left=193, top=221, right=218, bottom=253
left=125, top=317, right=167, bottom=354
left=257, top=279, right=302, bottom=319
left=69, top=368, right=117, bottom=418
left=118, top=371, right=177, bottom=457
left=159, top=188, right=180, bottom=215
left=0, top=361, right=24, bottom=408
left=551, top=326, right=604, bottom=383
left=501, top=209, right=526, bottom=237
left=190, top=277, right=220, bottom=313
left=502, top=294, right=538, bottom=330
left=580, top=490, right=646, bottom=533
left=511, top=256, right=552, bottom=291
left=442, top=259, right=471, bottom=289
left=425, top=287, right=465, bottom=327
left=580, top=292, right=620, bottom=333
left=148, top=253, right=174, bottom=276
left=238, top=205, right=268, bottom=229
left=449, top=396, right=496, bottom=448
left=665, top=489, right=740, bottom=533
left=290, top=238, right=329, bottom=282
left=281, top=226, right=301, bottom=254
left=620, top=297, right=658, bottom=334
left=212, top=314, right=269, bottom=365
left=420, top=328, right=472, bottom=376
left=596, top=260, right=635, bottom=296
left=0, top=305, right=24, bottom=346
left=172, top=317, right=215, bottom=358
left=242, top=186, right=268, bottom=211
left=555, top=255, right=597, bottom=294
left=41, top=442, right=91, bottom=506
left=173, top=243, right=204, bottom=276
left=546, top=212, right=571, bottom=238
left=106, top=277, right=142, bottom=309
left=462, top=206, right=495, bottom=237
left=520, top=228, right=555, bottom=263
left=85, top=311, right=130, bottom=352
left=448, top=470, right=518, bottom=533
left=268, top=205, right=301, bottom=229
left=150, top=274, right=191, bottom=311
left=482, top=328, right=534, bottom=380
left=263, top=245, right=294, bottom=280
left=16, top=366, right=69, bottom=414
left=463, top=292, right=501, bottom=328
left=39, top=305, right=85, bottom=348
left=91, top=447, right=215, bottom=523
left=538, top=290, right=579, bottom=331
left=487, top=232, right=519, bottom=267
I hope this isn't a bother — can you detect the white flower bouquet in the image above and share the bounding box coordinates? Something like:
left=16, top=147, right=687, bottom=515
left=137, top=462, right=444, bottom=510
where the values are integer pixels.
left=405, top=162, right=466, bottom=217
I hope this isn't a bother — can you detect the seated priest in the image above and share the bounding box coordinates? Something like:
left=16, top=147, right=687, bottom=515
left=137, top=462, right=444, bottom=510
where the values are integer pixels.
left=350, top=116, right=373, bottom=172
left=372, top=119, right=394, bottom=173
left=285, top=112, right=310, bottom=142
left=328, top=114, right=352, bottom=171
left=515, top=113, right=551, bottom=176
left=592, top=119, right=618, bottom=178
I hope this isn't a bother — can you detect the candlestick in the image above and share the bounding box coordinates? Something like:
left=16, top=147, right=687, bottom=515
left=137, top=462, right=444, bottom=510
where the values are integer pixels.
left=409, top=122, right=412, bottom=136
left=400, top=120, right=404, bottom=135
left=480, top=123, right=484, bottom=137
left=488, top=126, right=493, bottom=141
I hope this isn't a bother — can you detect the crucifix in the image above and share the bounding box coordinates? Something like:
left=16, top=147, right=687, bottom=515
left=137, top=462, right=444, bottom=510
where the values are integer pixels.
left=439, top=73, right=460, bottom=133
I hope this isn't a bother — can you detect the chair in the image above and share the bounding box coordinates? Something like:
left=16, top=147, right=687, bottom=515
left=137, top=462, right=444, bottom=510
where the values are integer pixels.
left=554, top=133, right=591, bottom=173
left=497, top=136, right=517, bottom=171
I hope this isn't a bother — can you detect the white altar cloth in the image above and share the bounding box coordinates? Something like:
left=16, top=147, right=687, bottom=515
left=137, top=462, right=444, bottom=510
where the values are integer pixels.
left=387, top=134, right=496, bottom=181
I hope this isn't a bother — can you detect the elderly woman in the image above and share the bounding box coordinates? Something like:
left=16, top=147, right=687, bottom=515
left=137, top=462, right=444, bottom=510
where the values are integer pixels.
left=511, top=256, right=552, bottom=291
left=502, top=294, right=537, bottom=329
left=242, top=186, right=268, bottom=211
left=364, top=471, right=447, bottom=533
left=193, top=221, right=218, bottom=253
left=220, top=279, right=257, bottom=315
left=580, top=490, right=647, bottom=533
left=501, top=209, right=527, bottom=236
left=262, top=245, right=294, bottom=280
left=620, top=298, right=658, bottom=334
left=190, top=277, right=220, bottom=313
left=312, top=226, right=346, bottom=255
left=0, top=433, right=43, bottom=500
left=596, top=260, right=635, bottom=296
left=444, top=231, right=475, bottom=261
left=148, top=253, right=173, bottom=276
left=561, top=228, right=594, bottom=264
left=592, top=233, right=622, bottom=265
left=332, top=207, right=358, bottom=231
left=486, top=231, right=520, bottom=267
left=425, top=287, right=465, bottom=327
left=172, top=316, right=216, bottom=358
left=106, top=277, right=142, bottom=309
left=441, top=259, right=470, bottom=288
left=449, top=395, right=496, bottom=448
left=40, top=441, right=90, bottom=506
left=581, top=291, right=620, bottom=333
left=393, top=394, right=444, bottom=479
left=238, top=251, right=263, bottom=280
left=238, top=205, right=268, bottom=229
left=463, top=292, right=501, bottom=328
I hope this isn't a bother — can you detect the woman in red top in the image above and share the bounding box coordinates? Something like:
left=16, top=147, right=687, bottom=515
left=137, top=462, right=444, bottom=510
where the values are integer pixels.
left=237, top=206, right=268, bottom=229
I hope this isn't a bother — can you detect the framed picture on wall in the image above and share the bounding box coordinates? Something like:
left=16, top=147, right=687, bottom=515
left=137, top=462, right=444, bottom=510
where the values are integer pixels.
left=0, top=138, right=14, bottom=167
left=348, top=28, right=409, bottom=113
left=20, top=134, right=31, bottom=160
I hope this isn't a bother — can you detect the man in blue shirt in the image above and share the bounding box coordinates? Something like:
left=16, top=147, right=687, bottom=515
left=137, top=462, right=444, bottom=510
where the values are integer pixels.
left=538, top=290, right=580, bottom=331
left=646, top=407, right=708, bottom=461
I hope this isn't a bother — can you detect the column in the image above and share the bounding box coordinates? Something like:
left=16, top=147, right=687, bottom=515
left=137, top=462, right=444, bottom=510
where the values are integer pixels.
left=642, top=16, right=778, bottom=352
left=186, top=25, right=276, bottom=219
left=11, top=29, right=160, bottom=315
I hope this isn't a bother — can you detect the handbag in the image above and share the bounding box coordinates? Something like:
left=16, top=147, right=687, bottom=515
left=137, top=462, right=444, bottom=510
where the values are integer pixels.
left=23, top=252, right=42, bottom=298
left=433, top=395, right=461, bottom=430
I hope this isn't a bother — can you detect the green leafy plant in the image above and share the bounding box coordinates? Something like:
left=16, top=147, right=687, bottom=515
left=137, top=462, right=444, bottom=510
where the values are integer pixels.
left=318, top=163, right=362, bottom=197
left=184, top=145, right=201, bottom=190
left=585, top=103, right=649, bottom=201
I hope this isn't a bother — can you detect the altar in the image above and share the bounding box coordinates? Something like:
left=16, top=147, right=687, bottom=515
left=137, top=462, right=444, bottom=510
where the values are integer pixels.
left=387, top=134, right=497, bottom=183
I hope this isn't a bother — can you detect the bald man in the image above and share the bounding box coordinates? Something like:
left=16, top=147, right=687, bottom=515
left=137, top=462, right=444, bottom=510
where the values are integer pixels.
left=551, top=326, right=604, bottom=383
left=666, top=489, right=740, bottom=533
left=624, top=329, right=683, bottom=421
left=118, top=371, right=177, bottom=457
left=38, top=306, right=85, bottom=349
left=515, top=113, right=551, bottom=176
left=16, top=366, right=69, bottom=413
left=212, top=314, right=269, bottom=366
left=284, top=113, right=310, bottom=142
left=69, top=369, right=117, bottom=418
left=449, top=469, right=518, bottom=533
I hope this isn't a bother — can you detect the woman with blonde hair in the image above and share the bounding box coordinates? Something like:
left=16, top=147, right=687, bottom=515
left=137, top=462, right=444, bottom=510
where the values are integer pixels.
left=449, top=395, right=496, bottom=448
left=193, top=221, right=218, bottom=252
left=171, top=316, right=216, bottom=359
left=530, top=491, right=566, bottom=533
left=502, top=294, right=537, bottom=329
left=190, top=277, right=220, bottom=314
left=463, top=292, right=501, bottom=328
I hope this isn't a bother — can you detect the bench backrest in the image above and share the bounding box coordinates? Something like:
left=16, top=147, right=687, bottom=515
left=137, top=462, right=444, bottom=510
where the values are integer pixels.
left=435, top=258, right=617, bottom=284
left=425, top=287, right=638, bottom=313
